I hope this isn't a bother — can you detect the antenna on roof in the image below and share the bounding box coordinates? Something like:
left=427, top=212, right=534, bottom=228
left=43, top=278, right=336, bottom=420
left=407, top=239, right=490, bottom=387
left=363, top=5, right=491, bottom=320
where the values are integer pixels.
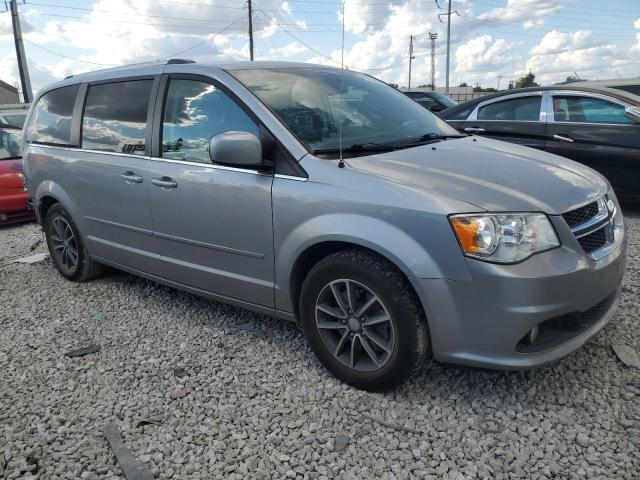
left=337, top=0, right=346, bottom=169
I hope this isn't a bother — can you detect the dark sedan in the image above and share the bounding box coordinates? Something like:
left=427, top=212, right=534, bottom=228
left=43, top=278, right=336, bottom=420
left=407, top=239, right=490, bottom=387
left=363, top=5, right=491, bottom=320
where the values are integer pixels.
left=438, top=86, right=640, bottom=202
left=403, top=90, right=457, bottom=112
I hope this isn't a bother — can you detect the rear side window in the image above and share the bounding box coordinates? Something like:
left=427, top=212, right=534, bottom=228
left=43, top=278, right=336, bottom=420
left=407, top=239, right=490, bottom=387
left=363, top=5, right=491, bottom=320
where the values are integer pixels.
left=82, top=80, right=153, bottom=154
left=447, top=106, right=473, bottom=120
left=4, top=114, right=26, bottom=128
left=161, top=79, right=259, bottom=164
left=552, top=96, right=632, bottom=124
left=477, top=96, right=541, bottom=121
left=26, top=84, right=79, bottom=145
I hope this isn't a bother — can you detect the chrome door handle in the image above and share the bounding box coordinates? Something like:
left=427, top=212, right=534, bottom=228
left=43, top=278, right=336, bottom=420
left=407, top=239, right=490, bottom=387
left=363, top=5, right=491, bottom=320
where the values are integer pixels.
left=120, top=172, right=143, bottom=184
left=553, top=134, right=574, bottom=143
left=151, top=177, right=178, bottom=189
left=464, top=127, right=485, bottom=133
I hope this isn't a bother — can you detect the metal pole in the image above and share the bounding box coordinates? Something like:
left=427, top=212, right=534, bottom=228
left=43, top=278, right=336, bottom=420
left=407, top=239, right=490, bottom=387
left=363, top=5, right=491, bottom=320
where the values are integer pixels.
left=10, top=0, right=32, bottom=103
left=248, top=0, right=254, bottom=61
left=408, top=35, right=414, bottom=91
left=445, top=0, right=452, bottom=93
left=429, top=32, right=437, bottom=91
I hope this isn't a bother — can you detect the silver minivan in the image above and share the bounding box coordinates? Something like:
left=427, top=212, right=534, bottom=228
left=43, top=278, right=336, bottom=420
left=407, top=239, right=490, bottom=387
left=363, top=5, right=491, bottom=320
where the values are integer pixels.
left=23, top=61, right=627, bottom=391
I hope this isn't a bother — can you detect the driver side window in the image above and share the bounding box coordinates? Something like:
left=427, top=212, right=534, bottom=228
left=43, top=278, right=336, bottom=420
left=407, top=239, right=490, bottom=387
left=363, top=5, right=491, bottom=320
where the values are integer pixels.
left=162, top=79, right=259, bottom=164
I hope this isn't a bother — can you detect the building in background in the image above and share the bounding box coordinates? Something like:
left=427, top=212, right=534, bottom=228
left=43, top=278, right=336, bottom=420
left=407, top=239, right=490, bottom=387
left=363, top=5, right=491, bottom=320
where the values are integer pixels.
left=0, top=79, right=20, bottom=105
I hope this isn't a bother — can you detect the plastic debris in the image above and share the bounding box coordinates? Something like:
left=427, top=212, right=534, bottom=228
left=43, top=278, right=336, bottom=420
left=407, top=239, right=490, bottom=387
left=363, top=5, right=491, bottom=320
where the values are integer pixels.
left=612, top=344, right=640, bottom=368
left=103, top=424, right=153, bottom=480
left=14, top=253, right=49, bottom=264
left=65, top=344, right=101, bottom=358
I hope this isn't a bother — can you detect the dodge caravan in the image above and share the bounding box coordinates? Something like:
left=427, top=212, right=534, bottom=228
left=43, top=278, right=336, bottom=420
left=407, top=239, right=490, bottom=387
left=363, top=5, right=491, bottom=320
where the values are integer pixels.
left=23, top=61, right=627, bottom=391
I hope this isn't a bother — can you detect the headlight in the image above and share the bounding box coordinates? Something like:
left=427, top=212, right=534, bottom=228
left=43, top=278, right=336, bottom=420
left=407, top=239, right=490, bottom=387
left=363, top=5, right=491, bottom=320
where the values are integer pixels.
left=450, top=213, right=560, bottom=263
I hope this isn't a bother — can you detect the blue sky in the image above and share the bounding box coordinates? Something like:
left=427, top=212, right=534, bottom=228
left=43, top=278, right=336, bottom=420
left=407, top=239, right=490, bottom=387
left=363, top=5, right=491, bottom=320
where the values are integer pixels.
left=0, top=0, right=638, bottom=96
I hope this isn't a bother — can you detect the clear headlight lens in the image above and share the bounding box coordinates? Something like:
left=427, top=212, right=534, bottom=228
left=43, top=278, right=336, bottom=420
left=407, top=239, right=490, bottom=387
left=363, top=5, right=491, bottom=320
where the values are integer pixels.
left=450, top=213, right=560, bottom=263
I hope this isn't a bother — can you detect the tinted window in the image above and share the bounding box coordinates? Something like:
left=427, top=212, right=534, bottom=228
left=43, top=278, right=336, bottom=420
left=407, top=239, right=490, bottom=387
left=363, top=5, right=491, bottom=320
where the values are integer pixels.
left=477, top=96, right=541, bottom=121
left=162, top=79, right=258, bottom=164
left=4, top=114, right=26, bottom=128
left=448, top=106, right=473, bottom=120
left=553, top=96, right=632, bottom=124
left=611, top=85, right=640, bottom=97
left=82, top=80, right=153, bottom=154
left=0, top=130, right=21, bottom=160
left=26, top=84, right=79, bottom=145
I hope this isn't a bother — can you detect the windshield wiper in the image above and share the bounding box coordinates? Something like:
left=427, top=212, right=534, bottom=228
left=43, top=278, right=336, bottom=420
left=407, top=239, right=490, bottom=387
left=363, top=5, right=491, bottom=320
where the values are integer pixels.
left=312, top=142, right=399, bottom=155
left=400, top=132, right=467, bottom=145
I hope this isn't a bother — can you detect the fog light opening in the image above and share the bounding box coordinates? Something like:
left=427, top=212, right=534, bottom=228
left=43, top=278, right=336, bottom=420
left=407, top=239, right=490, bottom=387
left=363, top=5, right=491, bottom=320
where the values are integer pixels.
left=0, top=213, right=8, bottom=222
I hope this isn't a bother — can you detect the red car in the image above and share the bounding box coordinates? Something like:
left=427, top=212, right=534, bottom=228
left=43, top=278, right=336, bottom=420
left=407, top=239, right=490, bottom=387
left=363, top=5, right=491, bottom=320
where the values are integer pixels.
left=0, top=126, right=34, bottom=225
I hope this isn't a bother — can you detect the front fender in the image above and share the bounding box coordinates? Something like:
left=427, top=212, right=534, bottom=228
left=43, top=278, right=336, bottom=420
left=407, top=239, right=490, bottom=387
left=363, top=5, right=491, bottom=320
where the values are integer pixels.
left=274, top=213, right=470, bottom=314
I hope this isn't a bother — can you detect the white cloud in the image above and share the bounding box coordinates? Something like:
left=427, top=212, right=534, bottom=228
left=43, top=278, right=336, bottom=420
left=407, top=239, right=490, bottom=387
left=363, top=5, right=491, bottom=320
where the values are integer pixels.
left=477, top=0, right=563, bottom=29
left=531, top=30, right=602, bottom=56
left=456, top=35, right=517, bottom=72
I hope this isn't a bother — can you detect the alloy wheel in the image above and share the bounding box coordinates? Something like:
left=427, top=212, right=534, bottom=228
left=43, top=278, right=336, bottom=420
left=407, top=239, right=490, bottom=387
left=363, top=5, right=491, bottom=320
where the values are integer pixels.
left=50, top=217, right=79, bottom=271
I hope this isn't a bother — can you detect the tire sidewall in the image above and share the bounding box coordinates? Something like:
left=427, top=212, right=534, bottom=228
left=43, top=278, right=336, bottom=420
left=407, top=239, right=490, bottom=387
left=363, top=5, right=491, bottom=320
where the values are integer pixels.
left=301, top=256, right=424, bottom=390
left=45, top=205, right=86, bottom=280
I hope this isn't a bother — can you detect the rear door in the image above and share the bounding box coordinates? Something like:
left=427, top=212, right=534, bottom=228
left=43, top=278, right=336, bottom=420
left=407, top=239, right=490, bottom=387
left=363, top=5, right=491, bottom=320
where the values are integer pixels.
left=64, top=75, right=160, bottom=272
left=545, top=91, right=640, bottom=200
left=146, top=73, right=275, bottom=308
left=454, top=92, right=547, bottom=149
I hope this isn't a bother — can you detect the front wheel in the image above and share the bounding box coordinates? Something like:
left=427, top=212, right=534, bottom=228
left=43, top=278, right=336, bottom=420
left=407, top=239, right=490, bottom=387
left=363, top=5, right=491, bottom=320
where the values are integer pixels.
left=299, top=249, right=431, bottom=391
left=44, top=204, right=103, bottom=282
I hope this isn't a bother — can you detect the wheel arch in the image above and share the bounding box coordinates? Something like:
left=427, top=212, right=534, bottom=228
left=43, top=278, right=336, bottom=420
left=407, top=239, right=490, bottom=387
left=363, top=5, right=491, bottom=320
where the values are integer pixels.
left=34, top=181, right=86, bottom=232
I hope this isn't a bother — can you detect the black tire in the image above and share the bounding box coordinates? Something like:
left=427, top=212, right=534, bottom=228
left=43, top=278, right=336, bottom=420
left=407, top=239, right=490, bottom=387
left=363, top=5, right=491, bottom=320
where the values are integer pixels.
left=299, top=249, right=431, bottom=391
left=44, top=203, right=103, bottom=282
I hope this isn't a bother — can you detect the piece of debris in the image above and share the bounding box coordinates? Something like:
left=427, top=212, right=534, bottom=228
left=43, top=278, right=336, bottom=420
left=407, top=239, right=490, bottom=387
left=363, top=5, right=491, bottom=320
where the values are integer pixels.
left=237, top=323, right=267, bottom=338
left=30, top=236, right=43, bottom=251
left=174, top=367, right=187, bottom=378
left=134, top=416, right=163, bottom=428
left=103, top=424, right=153, bottom=480
left=334, top=432, right=350, bottom=451
left=612, top=344, right=640, bottom=368
left=64, top=344, right=101, bottom=358
left=14, top=252, right=49, bottom=264
left=361, top=413, right=421, bottom=434
left=92, top=313, right=104, bottom=321
left=170, top=387, right=188, bottom=400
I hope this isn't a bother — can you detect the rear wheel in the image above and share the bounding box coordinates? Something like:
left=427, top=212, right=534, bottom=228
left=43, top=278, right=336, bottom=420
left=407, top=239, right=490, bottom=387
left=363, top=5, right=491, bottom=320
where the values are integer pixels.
left=45, top=204, right=103, bottom=281
left=300, top=249, right=430, bottom=391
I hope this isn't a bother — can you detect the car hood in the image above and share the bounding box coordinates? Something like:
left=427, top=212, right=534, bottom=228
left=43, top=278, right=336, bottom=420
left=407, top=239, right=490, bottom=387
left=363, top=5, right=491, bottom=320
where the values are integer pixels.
left=345, top=136, right=608, bottom=214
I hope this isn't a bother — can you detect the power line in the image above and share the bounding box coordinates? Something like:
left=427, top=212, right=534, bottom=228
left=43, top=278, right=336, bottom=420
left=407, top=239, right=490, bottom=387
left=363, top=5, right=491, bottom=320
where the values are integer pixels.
left=24, top=39, right=117, bottom=65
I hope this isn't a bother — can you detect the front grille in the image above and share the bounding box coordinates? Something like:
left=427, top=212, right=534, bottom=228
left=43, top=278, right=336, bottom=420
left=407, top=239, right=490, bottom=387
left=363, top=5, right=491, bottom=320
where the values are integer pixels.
left=577, top=227, right=608, bottom=253
left=562, top=201, right=598, bottom=228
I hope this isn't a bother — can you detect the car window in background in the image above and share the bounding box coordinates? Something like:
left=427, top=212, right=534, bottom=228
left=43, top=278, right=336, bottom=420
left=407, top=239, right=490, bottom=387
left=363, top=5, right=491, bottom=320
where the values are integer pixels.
left=26, top=84, right=79, bottom=145
left=611, top=85, right=640, bottom=97
left=82, top=80, right=153, bottom=154
left=162, top=79, right=259, bottom=164
left=430, top=92, right=457, bottom=108
left=0, top=130, right=21, bottom=160
left=447, top=106, right=474, bottom=120
left=3, top=114, right=26, bottom=128
left=411, top=96, right=437, bottom=110
left=553, top=96, right=632, bottom=124
left=477, top=96, right=541, bottom=121
left=231, top=67, right=460, bottom=154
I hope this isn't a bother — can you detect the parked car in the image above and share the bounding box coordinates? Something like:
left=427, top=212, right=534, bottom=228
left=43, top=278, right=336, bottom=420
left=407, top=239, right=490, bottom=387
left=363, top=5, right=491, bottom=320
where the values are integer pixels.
left=403, top=90, right=457, bottom=112
left=23, top=61, right=626, bottom=390
left=438, top=86, right=640, bottom=203
left=555, top=78, right=640, bottom=98
left=0, top=126, right=33, bottom=225
left=0, top=103, right=30, bottom=128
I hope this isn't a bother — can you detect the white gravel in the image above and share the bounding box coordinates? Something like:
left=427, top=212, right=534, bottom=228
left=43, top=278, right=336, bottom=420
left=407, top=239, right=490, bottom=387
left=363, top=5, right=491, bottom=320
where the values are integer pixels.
left=1, top=209, right=639, bottom=480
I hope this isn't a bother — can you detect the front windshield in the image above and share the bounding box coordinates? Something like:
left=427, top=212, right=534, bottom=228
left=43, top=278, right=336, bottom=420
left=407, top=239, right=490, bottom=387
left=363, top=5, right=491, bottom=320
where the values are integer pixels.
left=230, top=67, right=461, bottom=154
left=0, top=130, right=21, bottom=160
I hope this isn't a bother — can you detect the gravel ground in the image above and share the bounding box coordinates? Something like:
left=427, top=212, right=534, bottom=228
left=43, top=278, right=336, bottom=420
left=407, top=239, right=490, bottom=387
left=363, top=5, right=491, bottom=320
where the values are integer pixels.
left=1, top=208, right=639, bottom=480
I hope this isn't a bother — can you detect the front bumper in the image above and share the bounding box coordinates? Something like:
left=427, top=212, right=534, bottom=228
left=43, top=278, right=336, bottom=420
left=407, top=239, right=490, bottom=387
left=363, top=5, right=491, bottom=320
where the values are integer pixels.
left=414, top=217, right=627, bottom=369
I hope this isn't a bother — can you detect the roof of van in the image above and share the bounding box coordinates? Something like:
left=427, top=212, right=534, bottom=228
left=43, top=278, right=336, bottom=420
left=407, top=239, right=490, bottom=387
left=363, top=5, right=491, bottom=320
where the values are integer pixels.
left=36, top=60, right=341, bottom=97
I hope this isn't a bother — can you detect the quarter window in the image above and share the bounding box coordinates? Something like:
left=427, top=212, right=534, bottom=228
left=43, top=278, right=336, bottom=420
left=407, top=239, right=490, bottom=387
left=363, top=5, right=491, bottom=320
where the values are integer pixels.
left=161, top=79, right=259, bottom=164
left=477, top=96, right=541, bottom=121
left=552, top=96, right=632, bottom=124
left=82, top=80, right=153, bottom=154
left=26, top=84, right=79, bottom=145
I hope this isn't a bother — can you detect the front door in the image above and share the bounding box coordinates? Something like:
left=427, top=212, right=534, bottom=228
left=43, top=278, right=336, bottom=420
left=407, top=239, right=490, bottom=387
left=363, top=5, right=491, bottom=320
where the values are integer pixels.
left=456, top=92, right=547, bottom=149
left=147, top=75, right=275, bottom=307
left=545, top=93, right=640, bottom=200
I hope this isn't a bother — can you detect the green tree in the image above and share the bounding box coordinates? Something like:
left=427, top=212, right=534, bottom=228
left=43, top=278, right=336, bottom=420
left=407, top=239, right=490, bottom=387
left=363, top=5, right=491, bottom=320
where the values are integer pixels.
left=514, top=72, right=540, bottom=88
left=458, top=82, right=469, bottom=87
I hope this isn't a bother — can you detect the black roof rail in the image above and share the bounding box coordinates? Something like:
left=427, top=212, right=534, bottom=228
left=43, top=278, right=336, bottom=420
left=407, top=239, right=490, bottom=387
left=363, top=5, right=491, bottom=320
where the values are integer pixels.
left=166, top=59, right=195, bottom=65
left=64, top=74, right=74, bottom=79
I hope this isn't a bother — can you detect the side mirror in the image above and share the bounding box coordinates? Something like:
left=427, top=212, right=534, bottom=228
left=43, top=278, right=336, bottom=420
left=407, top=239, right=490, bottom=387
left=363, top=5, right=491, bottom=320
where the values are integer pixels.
left=209, top=131, right=264, bottom=168
left=624, top=105, right=640, bottom=124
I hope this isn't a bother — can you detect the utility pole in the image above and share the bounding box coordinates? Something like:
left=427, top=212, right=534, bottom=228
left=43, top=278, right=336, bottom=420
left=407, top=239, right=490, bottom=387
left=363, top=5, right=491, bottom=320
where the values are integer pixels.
left=10, top=0, right=32, bottom=103
left=408, top=35, right=415, bottom=91
left=438, top=1, right=458, bottom=94
left=429, top=32, right=438, bottom=91
left=248, top=0, right=254, bottom=61
left=497, top=74, right=502, bottom=90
